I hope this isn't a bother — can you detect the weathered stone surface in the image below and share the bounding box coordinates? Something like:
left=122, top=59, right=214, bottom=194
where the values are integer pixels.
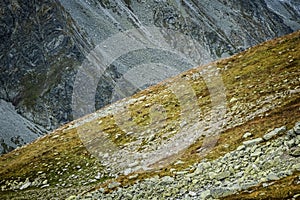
left=289, top=147, right=300, bottom=157
left=108, top=182, right=121, bottom=189
left=208, top=172, right=218, bottom=180
left=243, top=132, right=252, bottom=139
left=0, top=0, right=92, bottom=154
left=243, top=138, right=263, bottom=146
left=294, top=122, right=300, bottom=134
left=200, top=190, right=211, bottom=199
left=216, top=171, right=231, bottom=180
left=211, top=187, right=235, bottom=198
left=251, top=148, right=262, bottom=157
left=286, top=129, right=296, bottom=138
left=292, top=163, right=300, bottom=171
left=263, top=126, right=286, bottom=140
left=19, top=181, right=31, bottom=190
left=161, top=176, right=174, bottom=183
left=267, top=172, right=280, bottom=181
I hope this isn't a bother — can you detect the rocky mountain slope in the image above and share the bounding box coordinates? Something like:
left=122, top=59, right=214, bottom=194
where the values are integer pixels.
left=0, top=30, right=299, bottom=199
left=1, top=0, right=300, bottom=154
left=60, top=0, right=300, bottom=55
left=0, top=0, right=92, bottom=153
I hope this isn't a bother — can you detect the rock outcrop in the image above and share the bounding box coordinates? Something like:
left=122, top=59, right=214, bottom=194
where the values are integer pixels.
left=0, top=0, right=92, bottom=153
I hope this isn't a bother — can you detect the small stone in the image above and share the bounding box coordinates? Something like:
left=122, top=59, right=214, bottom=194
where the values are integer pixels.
left=124, top=193, right=133, bottom=199
left=174, top=160, right=185, bottom=165
left=126, top=132, right=134, bottom=136
left=243, top=132, right=252, bottom=139
left=108, top=182, right=121, bottom=189
left=161, top=176, right=174, bottom=183
left=230, top=97, right=238, bottom=103
left=200, top=190, right=211, bottom=199
left=52, top=135, right=60, bottom=139
left=124, top=168, right=132, bottom=176
left=293, top=194, right=300, bottom=199
left=229, top=166, right=235, bottom=174
left=95, top=172, right=102, bottom=180
left=170, top=168, right=176, bottom=173
left=236, top=145, right=245, bottom=151
left=267, top=172, right=280, bottom=181
left=20, top=181, right=31, bottom=190
left=260, top=177, right=268, bottom=182
left=147, top=134, right=156, bottom=142
left=251, top=148, right=262, bottom=157
left=250, top=145, right=258, bottom=153
left=262, top=182, right=271, bottom=187
left=263, top=126, right=286, bottom=141
left=289, top=147, right=300, bottom=157
left=188, top=191, right=197, bottom=196
left=66, top=196, right=77, bottom=200
left=286, top=129, right=296, bottom=138
left=211, top=187, right=235, bottom=198
left=174, top=171, right=188, bottom=175
left=216, top=171, right=231, bottom=180
left=286, top=139, right=296, bottom=148
left=128, top=161, right=139, bottom=168
left=235, top=171, right=244, bottom=177
left=208, top=172, right=217, bottom=179
left=294, top=122, right=300, bottom=134
left=163, top=192, right=172, bottom=197
left=293, top=163, right=300, bottom=171
left=40, top=184, right=49, bottom=188
left=193, top=168, right=202, bottom=175
left=202, top=162, right=212, bottom=169
left=98, top=188, right=105, bottom=193
left=243, top=138, right=263, bottom=146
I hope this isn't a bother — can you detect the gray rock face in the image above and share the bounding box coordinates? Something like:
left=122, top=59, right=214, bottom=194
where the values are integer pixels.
left=1, top=0, right=300, bottom=153
left=60, top=0, right=300, bottom=57
left=0, top=99, right=45, bottom=154
left=0, top=0, right=92, bottom=153
left=60, top=1, right=300, bottom=113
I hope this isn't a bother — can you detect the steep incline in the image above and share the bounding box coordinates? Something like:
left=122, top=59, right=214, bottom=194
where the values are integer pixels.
left=0, top=30, right=299, bottom=199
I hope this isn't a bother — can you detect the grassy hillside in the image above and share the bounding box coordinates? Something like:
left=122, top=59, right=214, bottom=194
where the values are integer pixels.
left=0, top=31, right=299, bottom=199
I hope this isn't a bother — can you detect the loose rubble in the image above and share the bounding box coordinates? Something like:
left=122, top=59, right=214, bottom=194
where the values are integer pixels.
left=73, top=122, right=300, bottom=199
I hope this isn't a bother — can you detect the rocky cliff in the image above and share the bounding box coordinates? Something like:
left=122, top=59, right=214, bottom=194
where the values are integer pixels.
left=1, top=0, right=300, bottom=154
left=0, top=0, right=92, bottom=153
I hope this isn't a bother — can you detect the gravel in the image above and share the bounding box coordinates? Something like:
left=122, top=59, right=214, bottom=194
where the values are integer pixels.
left=73, top=122, right=300, bottom=199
